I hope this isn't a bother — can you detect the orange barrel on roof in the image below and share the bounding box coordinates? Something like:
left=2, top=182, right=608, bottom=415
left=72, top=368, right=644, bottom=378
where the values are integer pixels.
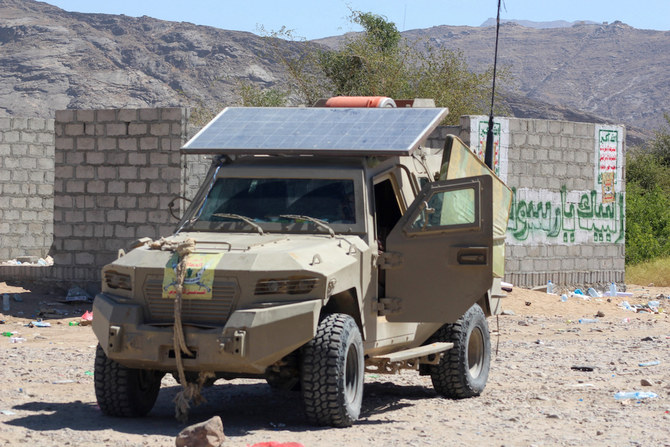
left=324, top=96, right=396, bottom=108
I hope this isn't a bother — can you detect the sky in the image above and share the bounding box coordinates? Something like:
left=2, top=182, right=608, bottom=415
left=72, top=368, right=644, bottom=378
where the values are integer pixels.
left=43, top=0, right=669, bottom=40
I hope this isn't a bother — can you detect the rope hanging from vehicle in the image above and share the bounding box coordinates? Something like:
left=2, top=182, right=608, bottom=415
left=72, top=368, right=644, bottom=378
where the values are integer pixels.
left=148, top=237, right=215, bottom=422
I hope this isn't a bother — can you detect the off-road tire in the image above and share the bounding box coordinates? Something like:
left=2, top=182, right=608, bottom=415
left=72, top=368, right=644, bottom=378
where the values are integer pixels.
left=94, top=344, right=163, bottom=417
left=301, top=313, right=364, bottom=427
left=428, top=304, right=490, bottom=398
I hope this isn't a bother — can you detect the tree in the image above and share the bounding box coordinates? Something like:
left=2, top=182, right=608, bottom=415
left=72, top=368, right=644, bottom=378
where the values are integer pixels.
left=265, top=11, right=499, bottom=124
left=315, top=11, right=496, bottom=123
left=625, top=117, right=670, bottom=264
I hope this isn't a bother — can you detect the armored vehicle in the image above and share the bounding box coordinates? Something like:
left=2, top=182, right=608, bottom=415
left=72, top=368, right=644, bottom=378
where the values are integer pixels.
left=92, top=98, right=512, bottom=427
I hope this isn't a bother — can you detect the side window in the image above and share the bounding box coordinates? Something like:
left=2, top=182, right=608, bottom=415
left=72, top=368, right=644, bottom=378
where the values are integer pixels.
left=373, top=179, right=402, bottom=249
left=409, top=186, right=478, bottom=232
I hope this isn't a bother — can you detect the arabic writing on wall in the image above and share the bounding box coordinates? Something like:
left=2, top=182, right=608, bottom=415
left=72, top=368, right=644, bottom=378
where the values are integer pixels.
left=507, top=186, right=625, bottom=245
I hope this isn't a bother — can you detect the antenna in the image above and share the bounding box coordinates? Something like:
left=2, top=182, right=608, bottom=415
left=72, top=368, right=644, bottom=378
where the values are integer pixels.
left=484, top=0, right=502, bottom=170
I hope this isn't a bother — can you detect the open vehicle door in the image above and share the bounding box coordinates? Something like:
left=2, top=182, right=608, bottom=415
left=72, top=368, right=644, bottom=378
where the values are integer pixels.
left=382, top=175, right=493, bottom=323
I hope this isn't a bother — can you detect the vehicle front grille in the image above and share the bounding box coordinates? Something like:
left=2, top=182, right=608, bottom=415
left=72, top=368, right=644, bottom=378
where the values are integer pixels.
left=143, top=276, right=239, bottom=325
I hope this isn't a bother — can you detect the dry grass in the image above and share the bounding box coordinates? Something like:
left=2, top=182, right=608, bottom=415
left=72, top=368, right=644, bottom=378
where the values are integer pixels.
left=626, top=256, right=670, bottom=287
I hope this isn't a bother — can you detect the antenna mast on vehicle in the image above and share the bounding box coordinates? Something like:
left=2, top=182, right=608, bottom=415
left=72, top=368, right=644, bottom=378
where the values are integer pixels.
left=484, top=0, right=502, bottom=170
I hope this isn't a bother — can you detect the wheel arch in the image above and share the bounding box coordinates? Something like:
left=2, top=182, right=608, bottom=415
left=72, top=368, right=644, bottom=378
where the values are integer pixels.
left=322, top=287, right=366, bottom=340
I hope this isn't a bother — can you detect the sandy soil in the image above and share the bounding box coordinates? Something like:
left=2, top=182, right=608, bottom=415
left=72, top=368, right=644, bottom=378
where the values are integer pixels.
left=0, top=280, right=669, bottom=447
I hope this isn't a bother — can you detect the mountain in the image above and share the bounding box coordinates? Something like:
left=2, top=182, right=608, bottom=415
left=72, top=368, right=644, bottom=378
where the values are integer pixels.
left=0, top=0, right=301, bottom=119
left=0, top=0, right=667, bottom=146
left=400, top=21, right=670, bottom=135
left=479, top=19, right=599, bottom=29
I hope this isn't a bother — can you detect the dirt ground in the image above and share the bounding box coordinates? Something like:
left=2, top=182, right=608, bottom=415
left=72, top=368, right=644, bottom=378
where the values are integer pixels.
left=0, top=280, right=669, bottom=447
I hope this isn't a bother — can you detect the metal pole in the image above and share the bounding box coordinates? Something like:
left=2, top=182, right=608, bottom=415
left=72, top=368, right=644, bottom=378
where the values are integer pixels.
left=485, top=0, right=502, bottom=170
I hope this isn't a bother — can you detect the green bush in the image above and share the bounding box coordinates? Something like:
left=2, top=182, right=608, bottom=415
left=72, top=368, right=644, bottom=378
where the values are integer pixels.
left=625, top=183, right=670, bottom=263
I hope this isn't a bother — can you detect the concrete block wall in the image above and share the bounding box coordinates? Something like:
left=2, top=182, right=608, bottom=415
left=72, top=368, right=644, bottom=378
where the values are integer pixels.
left=457, top=116, right=626, bottom=289
left=0, top=117, right=54, bottom=261
left=51, top=108, right=188, bottom=287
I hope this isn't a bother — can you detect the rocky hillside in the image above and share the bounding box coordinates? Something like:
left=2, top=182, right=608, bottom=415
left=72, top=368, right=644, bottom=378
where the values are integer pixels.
left=0, top=0, right=302, bottom=119
left=0, top=0, right=667, bottom=145
left=401, top=21, right=670, bottom=134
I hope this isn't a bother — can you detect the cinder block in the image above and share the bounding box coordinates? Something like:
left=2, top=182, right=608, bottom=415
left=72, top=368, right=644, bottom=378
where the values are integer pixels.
left=149, top=182, right=168, bottom=194
left=85, top=209, right=105, bottom=223
left=115, top=224, right=136, bottom=238
left=139, top=137, right=158, bottom=150
left=107, top=209, right=127, bottom=223
left=128, top=181, right=147, bottom=194
left=138, top=196, right=158, bottom=208
left=55, top=137, right=74, bottom=150
left=129, top=153, right=147, bottom=165
left=65, top=180, right=85, bottom=193
left=75, top=252, right=95, bottom=265
left=97, top=196, right=116, bottom=208
left=150, top=153, right=169, bottom=165
left=66, top=151, right=84, bottom=165
left=150, top=123, right=171, bottom=136
left=55, top=110, right=75, bottom=122
left=148, top=210, right=168, bottom=223
left=106, top=123, right=128, bottom=137
left=64, top=239, right=83, bottom=251
left=75, top=165, right=95, bottom=179
left=37, top=184, right=54, bottom=196
left=139, top=108, right=159, bottom=121
left=77, top=137, right=95, bottom=150
left=161, top=108, right=184, bottom=121
left=54, top=195, right=73, bottom=209
left=86, top=152, right=105, bottom=165
left=97, top=109, right=117, bottom=122
left=52, top=252, right=73, bottom=265
left=116, top=196, right=137, bottom=208
left=139, top=167, right=159, bottom=179
left=86, top=180, right=106, bottom=194
left=76, top=110, right=95, bottom=122
left=97, top=166, right=117, bottom=180
left=105, top=153, right=127, bottom=166
left=118, top=109, right=138, bottom=122
left=119, top=166, right=138, bottom=179
left=128, top=123, right=148, bottom=136
left=107, top=181, right=126, bottom=194
left=98, top=137, right=117, bottom=150
left=19, top=131, right=37, bottom=143
left=118, top=137, right=138, bottom=151
left=65, top=123, right=85, bottom=136
left=127, top=210, right=148, bottom=223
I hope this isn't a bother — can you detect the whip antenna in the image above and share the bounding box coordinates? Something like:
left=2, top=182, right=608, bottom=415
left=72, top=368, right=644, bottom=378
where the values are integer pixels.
left=484, top=0, right=502, bottom=170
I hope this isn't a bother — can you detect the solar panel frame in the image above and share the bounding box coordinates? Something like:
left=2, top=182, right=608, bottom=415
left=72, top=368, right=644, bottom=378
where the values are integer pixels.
left=182, top=106, right=449, bottom=156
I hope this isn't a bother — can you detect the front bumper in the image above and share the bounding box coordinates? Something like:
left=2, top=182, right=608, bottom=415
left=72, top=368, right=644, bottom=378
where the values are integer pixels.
left=92, top=293, right=321, bottom=374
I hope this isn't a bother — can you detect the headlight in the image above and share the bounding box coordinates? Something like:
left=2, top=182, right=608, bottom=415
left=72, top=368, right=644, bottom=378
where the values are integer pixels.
left=104, top=270, right=132, bottom=291
left=254, top=276, right=319, bottom=295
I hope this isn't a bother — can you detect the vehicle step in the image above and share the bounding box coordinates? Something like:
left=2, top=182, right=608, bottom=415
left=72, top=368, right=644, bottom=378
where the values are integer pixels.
left=370, top=342, right=453, bottom=363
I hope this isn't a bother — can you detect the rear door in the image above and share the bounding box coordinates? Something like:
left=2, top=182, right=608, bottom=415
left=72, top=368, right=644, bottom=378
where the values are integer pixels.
left=382, top=175, right=493, bottom=322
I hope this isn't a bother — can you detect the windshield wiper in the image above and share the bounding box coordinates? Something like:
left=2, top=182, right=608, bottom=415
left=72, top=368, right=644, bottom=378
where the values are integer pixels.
left=280, top=214, right=335, bottom=238
left=213, top=213, right=264, bottom=235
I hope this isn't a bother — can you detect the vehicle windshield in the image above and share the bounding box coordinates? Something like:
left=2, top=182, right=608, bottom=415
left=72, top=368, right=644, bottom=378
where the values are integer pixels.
left=187, top=177, right=356, bottom=229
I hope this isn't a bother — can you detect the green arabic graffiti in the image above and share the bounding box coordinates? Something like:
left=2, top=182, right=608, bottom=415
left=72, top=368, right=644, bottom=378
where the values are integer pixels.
left=507, top=186, right=625, bottom=243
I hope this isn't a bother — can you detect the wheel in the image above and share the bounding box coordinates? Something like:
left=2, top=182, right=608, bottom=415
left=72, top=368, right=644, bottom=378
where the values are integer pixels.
left=301, top=314, right=364, bottom=427
left=428, top=304, right=491, bottom=398
left=94, top=344, right=163, bottom=417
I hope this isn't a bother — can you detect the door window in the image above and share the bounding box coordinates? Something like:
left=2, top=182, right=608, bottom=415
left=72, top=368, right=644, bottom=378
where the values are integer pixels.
left=408, top=186, right=478, bottom=233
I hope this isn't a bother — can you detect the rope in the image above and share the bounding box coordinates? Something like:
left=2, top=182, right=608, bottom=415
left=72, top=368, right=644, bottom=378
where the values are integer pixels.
left=148, top=237, right=214, bottom=423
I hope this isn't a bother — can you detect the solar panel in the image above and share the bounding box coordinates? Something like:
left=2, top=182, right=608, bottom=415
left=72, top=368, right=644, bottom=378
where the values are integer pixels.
left=182, top=107, right=449, bottom=156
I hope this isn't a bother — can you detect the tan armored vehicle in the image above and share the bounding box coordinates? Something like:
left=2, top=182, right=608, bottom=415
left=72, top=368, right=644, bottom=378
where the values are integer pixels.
left=92, top=99, right=512, bottom=427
